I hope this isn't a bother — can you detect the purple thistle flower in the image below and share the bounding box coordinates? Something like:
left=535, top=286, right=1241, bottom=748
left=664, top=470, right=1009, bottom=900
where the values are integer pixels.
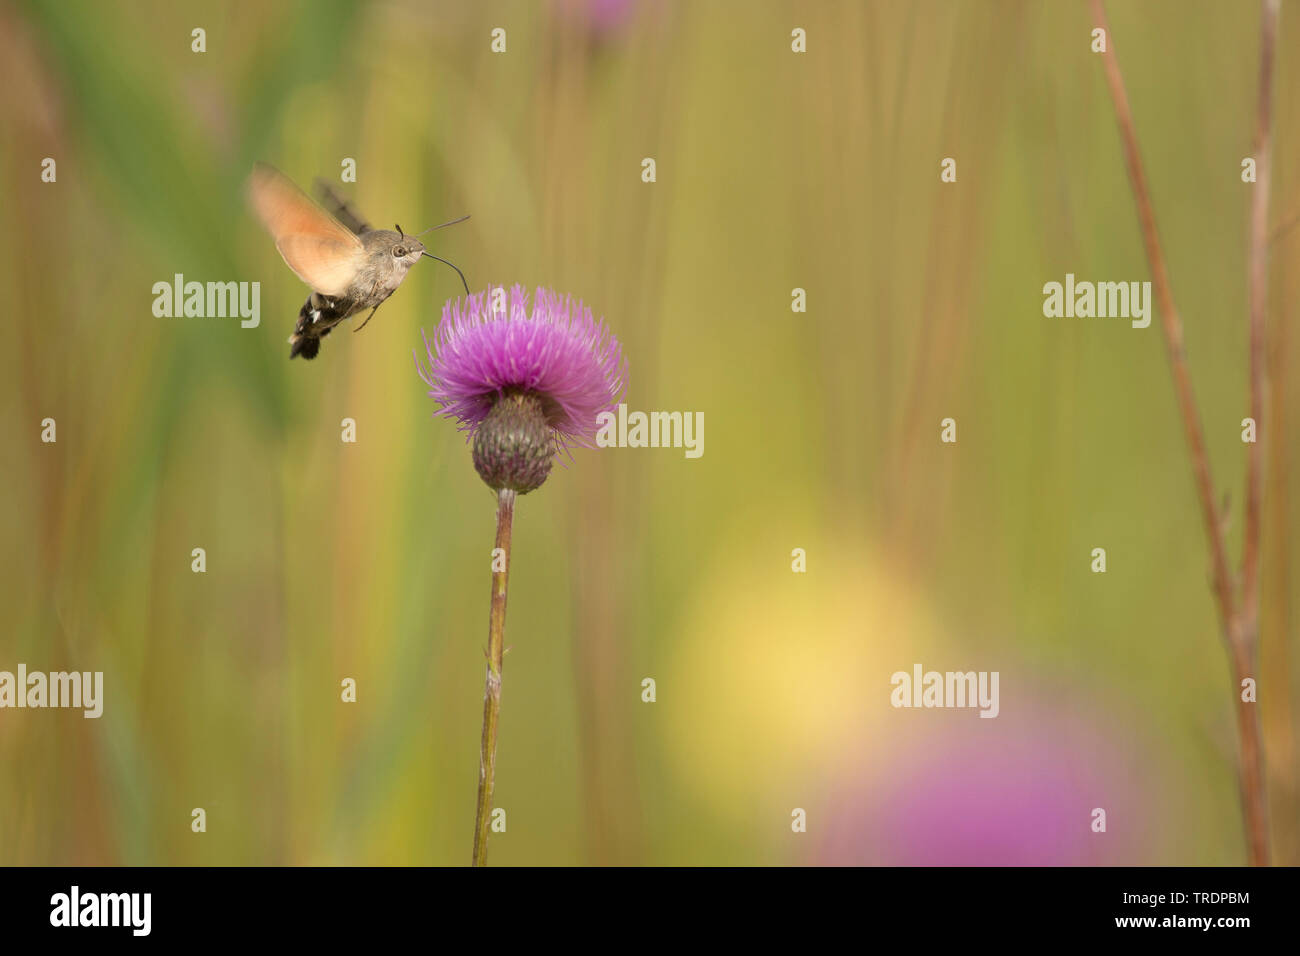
left=416, top=285, right=627, bottom=492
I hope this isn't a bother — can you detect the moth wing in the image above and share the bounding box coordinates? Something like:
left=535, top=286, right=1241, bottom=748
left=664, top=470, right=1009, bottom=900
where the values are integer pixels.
left=248, top=163, right=365, bottom=297
left=274, top=235, right=367, bottom=298
left=313, top=177, right=372, bottom=235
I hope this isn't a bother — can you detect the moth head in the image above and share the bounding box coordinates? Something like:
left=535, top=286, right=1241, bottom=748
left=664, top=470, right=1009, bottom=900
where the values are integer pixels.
left=366, top=227, right=425, bottom=267
left=390, top=238, right=425, bottom=264
left=379, top=220, right=471, bottom=294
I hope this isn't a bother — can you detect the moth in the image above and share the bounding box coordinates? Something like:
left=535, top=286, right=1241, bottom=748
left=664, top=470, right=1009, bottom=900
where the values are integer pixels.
left=248, top=163, right=469, bottom=360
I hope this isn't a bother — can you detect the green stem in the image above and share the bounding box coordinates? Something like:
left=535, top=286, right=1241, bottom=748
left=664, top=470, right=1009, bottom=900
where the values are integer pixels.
left=472, top=488, right=515, bottom=866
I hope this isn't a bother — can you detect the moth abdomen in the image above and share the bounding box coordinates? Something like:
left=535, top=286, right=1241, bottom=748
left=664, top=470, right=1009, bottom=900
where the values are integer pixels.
left=288, top=292, right=348, bottom=360
left=289, top=334, right=322, bottom=360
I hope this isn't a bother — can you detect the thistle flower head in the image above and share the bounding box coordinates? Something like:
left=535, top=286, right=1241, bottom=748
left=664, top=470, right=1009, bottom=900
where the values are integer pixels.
left=416, top=285, right=627, bottom=492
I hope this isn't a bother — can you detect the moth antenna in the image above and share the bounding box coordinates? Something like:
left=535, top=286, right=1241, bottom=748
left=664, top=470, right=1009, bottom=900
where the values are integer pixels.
left=395, top=223, right=405, bottom=237
left=422, top=252, right=470, bottom=294
left=415, top=214, right=470, bottom=237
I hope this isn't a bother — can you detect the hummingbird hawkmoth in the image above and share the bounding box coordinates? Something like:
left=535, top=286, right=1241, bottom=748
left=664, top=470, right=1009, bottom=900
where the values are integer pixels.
left=248, top=163, right=469, bottom=360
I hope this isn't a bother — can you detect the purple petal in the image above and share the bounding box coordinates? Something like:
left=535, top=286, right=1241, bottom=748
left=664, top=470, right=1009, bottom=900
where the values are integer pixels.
left=415, top=285, right=627, bottom=448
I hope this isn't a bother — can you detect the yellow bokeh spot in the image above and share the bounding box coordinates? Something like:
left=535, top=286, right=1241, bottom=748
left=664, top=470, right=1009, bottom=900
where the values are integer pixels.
left=665, top=538, right=943, bottom=819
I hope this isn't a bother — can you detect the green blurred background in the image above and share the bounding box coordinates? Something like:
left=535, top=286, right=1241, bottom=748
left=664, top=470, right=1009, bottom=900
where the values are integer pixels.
left=1, top=0, right=1297, bottom=865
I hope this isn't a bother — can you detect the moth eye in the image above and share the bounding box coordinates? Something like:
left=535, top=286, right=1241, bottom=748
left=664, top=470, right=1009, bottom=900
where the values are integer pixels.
left=393, top=246, right=407, bottom=258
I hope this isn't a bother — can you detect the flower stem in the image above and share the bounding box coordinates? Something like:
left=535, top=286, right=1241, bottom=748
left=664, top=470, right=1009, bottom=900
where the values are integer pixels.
left=472, top=488, right=515, bottom=866
left=1089, top=0, right=1274, bottom=865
